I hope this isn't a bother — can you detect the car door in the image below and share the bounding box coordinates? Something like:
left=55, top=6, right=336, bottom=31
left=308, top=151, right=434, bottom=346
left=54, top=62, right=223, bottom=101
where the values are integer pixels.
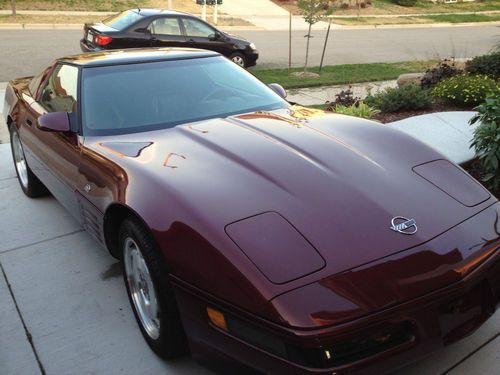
left=148, top=16, right=187, bottom=48
left=21, top=63, right=82, bottom=220
left=180, top=17, right=228, bottom=56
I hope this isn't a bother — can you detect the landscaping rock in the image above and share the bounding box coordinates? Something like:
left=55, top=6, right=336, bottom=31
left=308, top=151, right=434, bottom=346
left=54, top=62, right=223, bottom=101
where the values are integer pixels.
left=397, top=72, right=424, bottom=87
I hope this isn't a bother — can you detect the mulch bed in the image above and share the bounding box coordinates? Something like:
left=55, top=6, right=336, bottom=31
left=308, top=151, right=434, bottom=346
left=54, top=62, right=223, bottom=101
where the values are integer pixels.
left=372, top=103, right=470, bottom=124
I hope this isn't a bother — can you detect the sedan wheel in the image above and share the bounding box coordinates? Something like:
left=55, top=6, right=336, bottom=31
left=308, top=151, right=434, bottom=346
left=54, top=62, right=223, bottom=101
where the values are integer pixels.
left=120, top=218, right=188, bottom=358
left=230, top=53, right=247, bottom=68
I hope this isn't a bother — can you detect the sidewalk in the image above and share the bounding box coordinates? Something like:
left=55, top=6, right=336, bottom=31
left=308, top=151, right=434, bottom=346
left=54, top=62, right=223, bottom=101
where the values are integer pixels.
left=287, top=80, right=398, bottom=106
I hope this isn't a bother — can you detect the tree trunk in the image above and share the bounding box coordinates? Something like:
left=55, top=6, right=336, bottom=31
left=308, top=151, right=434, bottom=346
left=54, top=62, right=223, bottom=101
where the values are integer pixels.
left=11, top=0, right=16, bottom=16
left=304, top=23, right=312, bottom=73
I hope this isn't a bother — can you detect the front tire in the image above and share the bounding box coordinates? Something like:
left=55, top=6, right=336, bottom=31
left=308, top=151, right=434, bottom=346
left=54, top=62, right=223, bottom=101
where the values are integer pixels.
left=229, top=52, right=247, bottom=68
left=120, top=218, right=188, bottom=358
left=9, top=125, right=48, bottom=198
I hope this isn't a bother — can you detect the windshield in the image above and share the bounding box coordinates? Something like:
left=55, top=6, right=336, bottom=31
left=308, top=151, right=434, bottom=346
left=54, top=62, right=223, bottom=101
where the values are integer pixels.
left=81, top=56, right=289, bottom=136
left=102, top=10, right=144, bottom=30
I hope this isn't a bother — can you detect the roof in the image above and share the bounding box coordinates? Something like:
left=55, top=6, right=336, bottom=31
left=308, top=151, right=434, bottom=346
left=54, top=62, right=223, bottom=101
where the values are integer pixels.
left=58, top=48, right=220, bottom=67
left=129, top=8, right=190, bottom=17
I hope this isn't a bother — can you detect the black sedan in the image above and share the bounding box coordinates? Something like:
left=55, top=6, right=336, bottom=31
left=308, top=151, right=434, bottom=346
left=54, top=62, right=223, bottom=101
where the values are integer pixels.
left=80, top=8, right=259, bottom=68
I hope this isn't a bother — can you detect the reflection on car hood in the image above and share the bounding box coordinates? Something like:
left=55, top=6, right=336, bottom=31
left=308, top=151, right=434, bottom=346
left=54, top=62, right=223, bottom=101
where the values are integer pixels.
left=87, top=107, right=494, bottom=286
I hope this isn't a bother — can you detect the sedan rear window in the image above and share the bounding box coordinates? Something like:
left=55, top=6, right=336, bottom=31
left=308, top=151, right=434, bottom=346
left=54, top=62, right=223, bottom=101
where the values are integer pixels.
left=81, top=56, right=288, bottom=136
left=103, top=10, right=144, bottom=30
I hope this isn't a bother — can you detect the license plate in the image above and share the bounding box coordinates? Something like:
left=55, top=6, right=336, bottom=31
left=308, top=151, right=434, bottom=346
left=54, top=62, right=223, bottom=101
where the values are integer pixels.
left=86, top=32, right=93, bottom=43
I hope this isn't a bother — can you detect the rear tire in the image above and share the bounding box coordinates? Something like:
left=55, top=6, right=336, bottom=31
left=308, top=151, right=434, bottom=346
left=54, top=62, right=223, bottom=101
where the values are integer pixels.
left=229, top=52, right=247, bottom=68
left=9, top=125, right=49, bottom=198
left=120, top=218, right=189, bottom=359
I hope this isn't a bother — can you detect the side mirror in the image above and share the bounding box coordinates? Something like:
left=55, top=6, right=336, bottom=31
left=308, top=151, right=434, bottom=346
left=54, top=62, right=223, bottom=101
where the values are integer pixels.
left=209, top=31, right=221, bottom=41
left=268, top=83, right=287, bottom=99
left=38, top=112, right=71, bottom=132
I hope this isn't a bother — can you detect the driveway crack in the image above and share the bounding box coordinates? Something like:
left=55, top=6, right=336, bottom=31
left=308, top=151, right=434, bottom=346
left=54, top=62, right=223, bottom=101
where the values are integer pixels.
left=0, top=261, right=46, bottom=375
left=0, top=229, right=84, bottom=255
left=442, top=331, right=500, bottom=374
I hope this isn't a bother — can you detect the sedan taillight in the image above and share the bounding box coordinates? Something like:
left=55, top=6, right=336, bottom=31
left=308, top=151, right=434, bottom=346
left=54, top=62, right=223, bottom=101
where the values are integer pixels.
left=94, top=35, right=113, bottom=46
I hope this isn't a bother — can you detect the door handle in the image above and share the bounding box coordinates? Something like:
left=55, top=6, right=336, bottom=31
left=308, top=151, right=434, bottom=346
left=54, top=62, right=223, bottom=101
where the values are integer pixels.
left=26, top=119, right=33, bottom=126
left=188, top=38, right=196, bottom=43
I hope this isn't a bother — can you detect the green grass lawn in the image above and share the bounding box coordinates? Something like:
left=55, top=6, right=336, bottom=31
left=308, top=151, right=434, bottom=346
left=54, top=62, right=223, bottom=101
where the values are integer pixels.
left=0, top=0, right=200, bottom=12
left=420, top=13, right=500, bottom=23
left=274, top=0, right=500, bottom=16
left=252, top=60, right=436, bottom=89
left=330, top=13, right=500, bottom=25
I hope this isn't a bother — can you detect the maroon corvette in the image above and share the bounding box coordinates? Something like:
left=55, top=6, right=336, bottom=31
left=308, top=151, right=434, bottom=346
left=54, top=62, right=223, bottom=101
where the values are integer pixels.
left=4, top=48, right=500, bottom=374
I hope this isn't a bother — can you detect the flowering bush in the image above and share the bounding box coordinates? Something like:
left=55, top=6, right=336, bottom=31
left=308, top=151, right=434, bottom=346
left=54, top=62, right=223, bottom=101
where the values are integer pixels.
left=432, top=75, right=500, bottom=107
left=420, top=59, right=462, bottom=90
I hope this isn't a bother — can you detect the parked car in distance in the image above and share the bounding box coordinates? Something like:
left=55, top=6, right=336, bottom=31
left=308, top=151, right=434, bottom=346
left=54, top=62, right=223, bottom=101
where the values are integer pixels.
left=4, top=48, right=500, bottom=375
left=80, top=8, right=259, bottom=68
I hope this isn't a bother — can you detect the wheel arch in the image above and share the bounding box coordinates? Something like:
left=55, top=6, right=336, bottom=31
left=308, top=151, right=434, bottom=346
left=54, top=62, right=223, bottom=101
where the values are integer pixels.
left=103, top=203, right=153, bottom=259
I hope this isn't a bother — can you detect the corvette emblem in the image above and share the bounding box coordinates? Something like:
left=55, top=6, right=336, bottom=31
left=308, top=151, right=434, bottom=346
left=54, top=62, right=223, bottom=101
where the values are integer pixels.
left=390, top=217, right=417, bottom=235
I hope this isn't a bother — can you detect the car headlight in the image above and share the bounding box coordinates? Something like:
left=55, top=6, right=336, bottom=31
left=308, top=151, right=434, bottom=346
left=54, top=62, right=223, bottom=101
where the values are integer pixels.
left=249, top=43, right=257, bottom=50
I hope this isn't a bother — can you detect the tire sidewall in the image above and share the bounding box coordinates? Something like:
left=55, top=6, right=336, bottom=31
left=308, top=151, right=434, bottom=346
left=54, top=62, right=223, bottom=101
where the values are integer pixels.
left=119, top=218, right=188, bottom=358
left=10, top=125, right=30, bottom=196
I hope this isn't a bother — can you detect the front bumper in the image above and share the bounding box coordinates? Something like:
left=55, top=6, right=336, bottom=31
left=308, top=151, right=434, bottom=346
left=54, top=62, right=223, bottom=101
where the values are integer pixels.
left=245, top=51, right=259, bottom=68
left=172, top=203, right=500, bottom=374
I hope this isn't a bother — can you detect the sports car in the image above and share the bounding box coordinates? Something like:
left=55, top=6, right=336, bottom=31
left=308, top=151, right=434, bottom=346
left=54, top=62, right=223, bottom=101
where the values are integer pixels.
left=3, top=48, right=500, bottom=374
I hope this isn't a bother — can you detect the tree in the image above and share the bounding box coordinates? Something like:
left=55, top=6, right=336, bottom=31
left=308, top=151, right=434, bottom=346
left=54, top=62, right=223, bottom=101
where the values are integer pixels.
left=297, top=0, right=332, bottom=72
left=10, top=0, right=16, bottom=16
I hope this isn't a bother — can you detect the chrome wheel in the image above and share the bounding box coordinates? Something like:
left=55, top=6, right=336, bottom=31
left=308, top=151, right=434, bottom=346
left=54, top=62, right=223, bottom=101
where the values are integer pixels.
left=231, top=55, right=245, bottom=68
left=12, top=131, right=28, bottom=189
left=123, top=237, right=160, bottom=340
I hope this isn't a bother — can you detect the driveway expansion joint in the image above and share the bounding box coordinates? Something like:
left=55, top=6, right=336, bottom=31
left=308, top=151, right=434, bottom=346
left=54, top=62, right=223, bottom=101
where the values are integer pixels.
left=0, top=261, right=46, bottom=375
left=0, top=229, right=85, bottom=255
left=442, top=331, right=500, bottom=374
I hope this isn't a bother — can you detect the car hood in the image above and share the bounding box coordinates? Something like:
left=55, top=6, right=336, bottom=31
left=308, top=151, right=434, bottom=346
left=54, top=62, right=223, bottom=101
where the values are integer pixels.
left=224, top=32, right=249, bottom=44
left=85, top=107, right=495, bottom=306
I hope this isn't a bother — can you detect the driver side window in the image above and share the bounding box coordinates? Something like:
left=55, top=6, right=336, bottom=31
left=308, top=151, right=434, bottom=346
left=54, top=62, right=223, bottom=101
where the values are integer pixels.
left=40, top=64, right=79, bottom=113
left=182, top=18, right=214, bottom=38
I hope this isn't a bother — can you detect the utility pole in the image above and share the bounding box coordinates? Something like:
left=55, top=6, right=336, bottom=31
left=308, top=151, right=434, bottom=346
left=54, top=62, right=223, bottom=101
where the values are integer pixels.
left=213, top=1, right=218, bottom=25
left=288, top=11, right=292, bottom=74
left=201, top=2, right=206, bottom=21
left=10, top=0, right=16, bottom=16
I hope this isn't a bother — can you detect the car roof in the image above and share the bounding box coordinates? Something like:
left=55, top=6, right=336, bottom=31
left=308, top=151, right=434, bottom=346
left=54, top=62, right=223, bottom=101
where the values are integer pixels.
left=57, top=48, right=220, bottom=67
left=129, top=8, right=191, bottom=17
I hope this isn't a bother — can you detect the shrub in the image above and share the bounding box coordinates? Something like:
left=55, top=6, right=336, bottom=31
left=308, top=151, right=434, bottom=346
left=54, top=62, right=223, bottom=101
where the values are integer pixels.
left=364, top=85, right=433, bottom=113
left=326, top=86, right=360, bottom=108
left=432, top=74, right=500, bottom=107
left=329, top=102, right=380, bottom=119
left=421, top=59, right=463, bottom=89
left=470, top=97, right=500, bottom=192
left=465, top=52, right=500, bottom=78
left=392, top=0, right=417, bottom=6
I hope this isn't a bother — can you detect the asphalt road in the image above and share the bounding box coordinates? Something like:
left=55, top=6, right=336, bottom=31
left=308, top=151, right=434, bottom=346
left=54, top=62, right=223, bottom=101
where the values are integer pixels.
left=0, top=25, right=498, bottom=81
